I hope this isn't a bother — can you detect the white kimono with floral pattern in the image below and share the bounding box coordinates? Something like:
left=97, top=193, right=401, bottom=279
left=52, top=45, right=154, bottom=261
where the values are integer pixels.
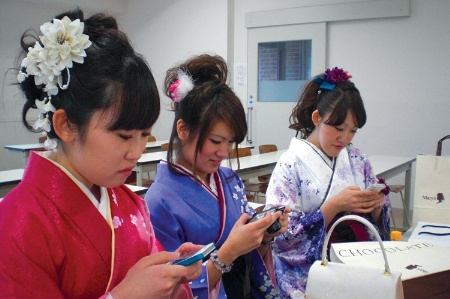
left=265, top=138, right=390, bottom=298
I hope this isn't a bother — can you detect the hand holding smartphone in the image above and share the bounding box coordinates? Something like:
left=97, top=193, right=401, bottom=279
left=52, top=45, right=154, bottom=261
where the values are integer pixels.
left=366, top=183, right=385, bottom=192
left=171, top=242, right=216, bottom=266
left=248, top=206, right=286, bottom=234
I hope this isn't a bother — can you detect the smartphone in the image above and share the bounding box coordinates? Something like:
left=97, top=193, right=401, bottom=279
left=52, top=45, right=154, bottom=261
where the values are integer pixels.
left=171, top=242, right=216, bottom=266
left=248, top=206, right=286, bottom=234
left=366, top=183, right=385, bottom=192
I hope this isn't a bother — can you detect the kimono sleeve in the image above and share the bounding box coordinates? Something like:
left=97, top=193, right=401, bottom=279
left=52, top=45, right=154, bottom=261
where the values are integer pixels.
left=0, top=198, right=65, bottom=298
left=266, top=155, right=327, bottom=263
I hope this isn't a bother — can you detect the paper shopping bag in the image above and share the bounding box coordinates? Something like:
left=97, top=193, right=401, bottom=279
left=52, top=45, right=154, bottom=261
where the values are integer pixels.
left=412, top=135, right=450, bottom=227
left=330, top=240, right=450, bottom=299
left=305, top=215, right=404, bottom=299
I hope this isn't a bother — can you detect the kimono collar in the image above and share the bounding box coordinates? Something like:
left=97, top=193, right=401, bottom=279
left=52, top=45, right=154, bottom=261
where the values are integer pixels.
left=290, top=138, right=335, bottom=169
left=169, top=160, right=219, bottom=197
left=36, top=151, right=109, bottom=219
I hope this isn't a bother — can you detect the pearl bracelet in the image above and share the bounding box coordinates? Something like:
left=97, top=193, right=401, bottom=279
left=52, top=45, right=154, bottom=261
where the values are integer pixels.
left=210, top=250, right=233, bottom=273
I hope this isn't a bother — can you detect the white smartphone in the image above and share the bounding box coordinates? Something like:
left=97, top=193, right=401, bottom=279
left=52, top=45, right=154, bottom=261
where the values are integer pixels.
left=366, top=183, right=385, bottom=192
left=171, top=242, right=216, bottom=266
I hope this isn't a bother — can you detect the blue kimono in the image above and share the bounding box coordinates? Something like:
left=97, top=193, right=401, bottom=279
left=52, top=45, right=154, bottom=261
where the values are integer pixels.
left=145, top=162, right=280, bottom=298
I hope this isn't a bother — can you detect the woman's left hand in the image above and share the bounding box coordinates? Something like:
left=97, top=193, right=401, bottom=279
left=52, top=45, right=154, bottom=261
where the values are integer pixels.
left=369, top=191, right=385, bottom=221
left=262, top=206, right=291, bottom=242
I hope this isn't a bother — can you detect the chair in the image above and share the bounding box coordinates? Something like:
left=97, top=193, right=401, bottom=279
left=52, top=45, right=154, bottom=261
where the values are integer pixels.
left=230, top=146, right=277, bottom=202
left=229, top=147, right=251, bottom=159
left=127, top=136, right=157, bottom=187
left=244, top=144, right=278, bottom=200
left=257, top=144, right=278, bottom=184
left=229, top=147, right=259, bottom=201
left=161, top=142, right=169, bottom=151
left=388, top=184, right=410, bottom=231
left=125, top=172, right=154, bottom=188
left=161, top=142, right=179, bottom=151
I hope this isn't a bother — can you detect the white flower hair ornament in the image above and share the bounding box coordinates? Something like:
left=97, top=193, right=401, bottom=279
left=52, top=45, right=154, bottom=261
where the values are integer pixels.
left=168, top=70, right=194, bottom=102
left=17, top=16, right=91, bottom=150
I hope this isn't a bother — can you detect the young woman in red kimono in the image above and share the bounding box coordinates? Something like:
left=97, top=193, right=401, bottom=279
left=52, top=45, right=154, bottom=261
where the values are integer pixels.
left=0, top=8, right=201, bottom=299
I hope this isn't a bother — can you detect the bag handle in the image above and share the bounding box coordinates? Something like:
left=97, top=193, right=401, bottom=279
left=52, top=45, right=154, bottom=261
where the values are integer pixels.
left=436, top=135, right=450, bottom=156
left=321, top=215, right=391, bottom=275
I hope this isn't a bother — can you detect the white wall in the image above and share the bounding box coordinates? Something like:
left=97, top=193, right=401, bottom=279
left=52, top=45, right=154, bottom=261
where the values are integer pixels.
left=1, top=0, right=449, bottom=176
left=0, top=0, right=227, bottom=170
left=118, top=0, right=228, bottom=141
left=228, top=0, right=450, bottom=210
left=231, top=0, right=450, bottom=158
left=0, top=0, right=126, bottom=170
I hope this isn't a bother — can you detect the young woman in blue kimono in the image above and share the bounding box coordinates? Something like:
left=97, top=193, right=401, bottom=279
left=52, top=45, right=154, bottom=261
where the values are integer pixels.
left=264, top=67, right=391, bottom=298
left=145, top=54, right=290, bottom=299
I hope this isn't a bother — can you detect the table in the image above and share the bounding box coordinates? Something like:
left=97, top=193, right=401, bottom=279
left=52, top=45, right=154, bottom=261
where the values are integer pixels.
left=3, top=141, right=164, bottom=166
left=145, top=140, right=169, bottom=153
left=4, top=144, right=44, bottom=167
left=133, top=151, right=167, bottom=186
left=224, top=150, right=286, bottom=181
left=124, top=184, right=148, bottom=196
left=133, top=144, right=257, bottom=186
left=0, top=168, right=24, bottom=197
left=0, top=167, right=147, bottom=197
left=0, top=168, right=24, bottom=186
left=369, top=155, right=416, bottom=230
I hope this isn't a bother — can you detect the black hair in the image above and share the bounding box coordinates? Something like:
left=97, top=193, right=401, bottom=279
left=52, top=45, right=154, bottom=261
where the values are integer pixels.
left=164, top=54, right=247, bottom=175
left=17, top=8, right=160, bottom=141
left=289, top=72, right=366, bottom=138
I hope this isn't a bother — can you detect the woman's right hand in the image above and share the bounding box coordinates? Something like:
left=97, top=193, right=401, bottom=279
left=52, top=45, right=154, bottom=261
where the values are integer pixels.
left=216, top=211, right=282, bottom=265
left=328, top=186, right=381, bottom=215
left=109, top=250, right=202, bottom=299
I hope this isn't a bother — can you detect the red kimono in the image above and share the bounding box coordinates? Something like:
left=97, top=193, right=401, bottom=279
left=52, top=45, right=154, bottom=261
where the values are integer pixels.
left=0, top=151, right=191, bottom=298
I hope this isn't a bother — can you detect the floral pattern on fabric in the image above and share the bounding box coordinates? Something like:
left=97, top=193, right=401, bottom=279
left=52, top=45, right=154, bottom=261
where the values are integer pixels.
left=265, top=139, right=390, bottom=298
left=145, top=164, right=279, bottom=298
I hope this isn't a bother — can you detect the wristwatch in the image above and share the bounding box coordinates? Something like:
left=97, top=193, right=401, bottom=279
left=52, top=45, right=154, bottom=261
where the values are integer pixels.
left=261, top=238, right=275, bottom=246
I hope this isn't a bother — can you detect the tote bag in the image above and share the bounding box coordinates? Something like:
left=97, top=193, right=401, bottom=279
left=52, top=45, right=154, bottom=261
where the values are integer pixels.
left=305, top=215, right=404, bottom=299
left=412, top=135, right=450, bottom=227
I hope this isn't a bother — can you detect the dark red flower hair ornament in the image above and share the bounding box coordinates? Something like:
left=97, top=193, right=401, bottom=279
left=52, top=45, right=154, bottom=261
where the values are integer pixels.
left=377, top=178, right=391, bottom=196
left=313, top=67, right=352, bottom=91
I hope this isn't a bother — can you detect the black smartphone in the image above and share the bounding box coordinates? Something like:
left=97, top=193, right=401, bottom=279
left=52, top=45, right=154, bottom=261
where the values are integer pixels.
left=248, top=206, right=286, bottom=234
left=170, top=242, right=216, bottom=266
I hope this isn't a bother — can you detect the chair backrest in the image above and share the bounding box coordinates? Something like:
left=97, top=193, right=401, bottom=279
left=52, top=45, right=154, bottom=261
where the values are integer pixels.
left=161, top=142, right=169, bottom=151
left=148, top=135, right=156, bottom=142
left=230, top=147, right=252, bottom=159
left=257, top=144, right=278, bottom=182
left=161, top=142, right=178, bottom=151
left=259, top=144, right=278, bottom=154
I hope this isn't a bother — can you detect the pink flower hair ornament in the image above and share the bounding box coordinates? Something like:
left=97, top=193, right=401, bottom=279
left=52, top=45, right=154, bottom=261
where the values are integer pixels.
left=168, top=70, right=194, bottom=102
left=313, top=67, right=352, bottom=91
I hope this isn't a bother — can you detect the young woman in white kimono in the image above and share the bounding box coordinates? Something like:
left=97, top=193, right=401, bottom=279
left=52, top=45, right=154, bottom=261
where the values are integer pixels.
left=264, top=67, right=391, bottom=298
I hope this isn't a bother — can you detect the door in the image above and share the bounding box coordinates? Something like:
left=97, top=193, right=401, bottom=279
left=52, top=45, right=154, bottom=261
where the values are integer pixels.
left=247, top=23, right=326, bottom=150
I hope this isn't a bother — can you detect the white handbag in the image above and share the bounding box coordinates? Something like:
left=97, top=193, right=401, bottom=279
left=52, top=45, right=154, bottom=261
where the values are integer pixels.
left=305, top=215, right=404, bottom=299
